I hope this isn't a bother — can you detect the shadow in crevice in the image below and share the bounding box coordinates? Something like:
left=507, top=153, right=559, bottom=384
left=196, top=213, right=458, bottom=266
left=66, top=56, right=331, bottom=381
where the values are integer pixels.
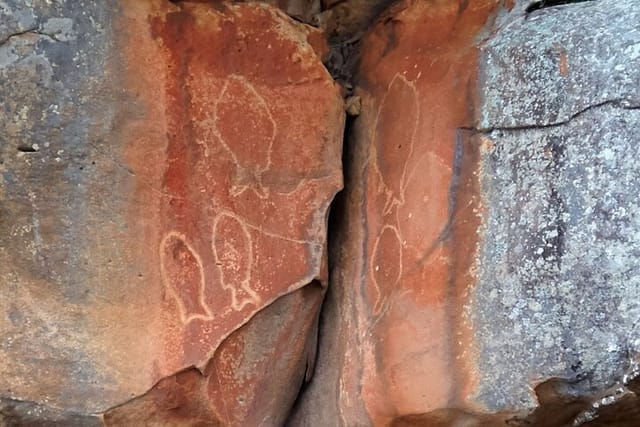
left=390, top=374, right=640, bottom=426
left=525, top=0, right=594, bottom=14
left=284, top=81, right=360, bottom=424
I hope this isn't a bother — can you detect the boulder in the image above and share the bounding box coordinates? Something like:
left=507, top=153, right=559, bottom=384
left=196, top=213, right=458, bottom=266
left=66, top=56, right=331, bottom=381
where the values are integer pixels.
left=104, top=283, right=323, bottom=426
left=0, top=0, right=342, bottom=423
left=289, top=1, right=501, bottom=424
left=4, top=0, right=640, bottom=424
left=290, top=0, right=640, bottom=425
left=472, top=0, right=640, bottom=414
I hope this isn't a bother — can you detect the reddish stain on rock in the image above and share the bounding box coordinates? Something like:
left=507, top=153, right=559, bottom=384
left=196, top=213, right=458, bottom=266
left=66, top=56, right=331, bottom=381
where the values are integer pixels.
left=357, top=1, right=499, bottom=420
left=160, top=232, right=212, bottom=322
left=374, top=74, right=419, bottom=213
left=371, top=224, right=403, bottom=312
left=558, top=46, right=569, bottom=76
left=291, top=1, right=499, bottom=425
left=112, top=0, right=343, bottom=421
left=104, top=284, right=324, bottom=426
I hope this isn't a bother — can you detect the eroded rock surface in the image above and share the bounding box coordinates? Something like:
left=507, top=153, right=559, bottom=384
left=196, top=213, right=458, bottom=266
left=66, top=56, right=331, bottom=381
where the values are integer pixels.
left=290, top=1, right=500, bottom=424
left=3, top=0, right=640, bottom=425
left=291, top=0, right=640, bottom=425
left=0, top=0, right=342, bottom=424
left=104, top=283, right=323, bottom=426
left=472, top=0, right=640, bottom=414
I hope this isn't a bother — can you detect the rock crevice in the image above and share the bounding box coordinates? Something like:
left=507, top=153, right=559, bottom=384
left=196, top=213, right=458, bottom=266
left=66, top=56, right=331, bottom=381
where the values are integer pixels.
left=0, top=28, right=60, bottom=46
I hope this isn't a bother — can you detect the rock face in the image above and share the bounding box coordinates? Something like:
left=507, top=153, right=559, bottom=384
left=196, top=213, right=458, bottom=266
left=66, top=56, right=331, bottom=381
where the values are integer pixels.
left=290, top=1, right=501, bottom=425
left=472, top=0, right=640, bottom=414
left=104, top=283, right=324, bottom=426
left=0, top=0, right=342, bottom=424
left=291, top=0, right=640, bottom=425
left=3, top=0, right=640, bottom=425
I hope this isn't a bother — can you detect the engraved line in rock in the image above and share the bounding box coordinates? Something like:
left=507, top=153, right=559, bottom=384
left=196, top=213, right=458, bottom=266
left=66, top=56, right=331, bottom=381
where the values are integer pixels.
left=160, top=231, right=214, bottom=324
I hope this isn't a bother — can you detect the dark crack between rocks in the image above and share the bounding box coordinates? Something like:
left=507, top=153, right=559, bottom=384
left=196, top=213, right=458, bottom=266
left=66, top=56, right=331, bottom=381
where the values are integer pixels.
left=466, top=99, right=640, bottom=134
left=0, top=28, right=61, bottom=47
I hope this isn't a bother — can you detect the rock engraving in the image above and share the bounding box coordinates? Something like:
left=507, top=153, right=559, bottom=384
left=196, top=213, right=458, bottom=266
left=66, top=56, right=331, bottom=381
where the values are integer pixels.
left=213, top=75, right=276, bottom=198
left=160, top=232, right=214, bottom=323
left=374, top=74, right=419, bottom=215
left=212, top=211, right=261, bottom=311
left=369, top=74, right=418, bottom=312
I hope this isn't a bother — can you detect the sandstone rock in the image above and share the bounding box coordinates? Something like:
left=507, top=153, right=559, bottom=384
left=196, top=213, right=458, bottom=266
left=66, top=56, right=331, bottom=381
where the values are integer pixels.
left=4, top=0, right=640, bottom=424
left=104, top=283, right=323, bottom=426
left=0, top=0, right=342, bottom=423
left=291, top=0, right=640, bottom=425
left=289, top=1, right=501, bottom=425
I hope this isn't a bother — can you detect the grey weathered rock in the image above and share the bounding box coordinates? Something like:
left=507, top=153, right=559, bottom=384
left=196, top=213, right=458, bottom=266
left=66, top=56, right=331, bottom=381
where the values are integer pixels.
left=474, top=104, right=640, bottom=411
left=0, top=0, right=125, bottom=414
left=0, top=398, right=102, bottom=427
left=472, top=0, right=640, bottom=412
left=479, top=0, right=640, bottom=129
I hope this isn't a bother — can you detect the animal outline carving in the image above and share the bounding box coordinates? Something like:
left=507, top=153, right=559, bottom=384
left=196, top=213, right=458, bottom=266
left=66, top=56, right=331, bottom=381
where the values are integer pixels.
left=369, top=73, right=419, bottom=313
left=212, top=211, right=261, bottom=311
left=370, top=224, right=403, bottom=312
left=373, top=73, right=419, bottom=215
left=213, top=74, right=276, bottom=199
left=160, top=232, right=214, bottom=324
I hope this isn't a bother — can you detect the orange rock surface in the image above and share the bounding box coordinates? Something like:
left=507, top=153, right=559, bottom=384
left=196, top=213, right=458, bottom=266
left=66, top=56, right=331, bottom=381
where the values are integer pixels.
left=291, top=1, right=499, bottom=424
left=0, top=0, right=342, bottom=421
left=121, top=0, right=342, bottom=380
left=115, top=1, right=343, bottom=420
left=104, top=283, right=323, bottom=425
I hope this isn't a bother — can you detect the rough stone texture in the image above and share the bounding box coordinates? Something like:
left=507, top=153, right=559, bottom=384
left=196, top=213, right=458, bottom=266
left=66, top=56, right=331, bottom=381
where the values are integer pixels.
left=479, top=0, right=640, bottom=129
left=0, top=0, right=342, bottom=423
left=471, top=0, right=640, bottom=413
left=267, top=0, right=320, bottom=23
left=316, top=0, right=396, bottom=41
left=104, top=283, right=323, bottom=426
left=292, top=0, right=640, bottom=425
left=4, top=0, right=640, bottom=424
left=289, top=1, right=500, bottom=425
left=0, top=0, right=124, bottom=414
left=0, top=399, right=102, bottom=427
left=473, top=104, right=640, bottom=412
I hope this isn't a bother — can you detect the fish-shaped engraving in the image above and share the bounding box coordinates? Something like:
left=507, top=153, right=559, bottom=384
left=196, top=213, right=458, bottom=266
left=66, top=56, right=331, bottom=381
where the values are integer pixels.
left=371, top=224, right=403, bottom=313
left=212, top=212, right=261, bottom=311
left=374, top=74, right=419, bottom=214
left=214, top=75, right=276, bottom=198
left=160, top=232, right=213, bottom=323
